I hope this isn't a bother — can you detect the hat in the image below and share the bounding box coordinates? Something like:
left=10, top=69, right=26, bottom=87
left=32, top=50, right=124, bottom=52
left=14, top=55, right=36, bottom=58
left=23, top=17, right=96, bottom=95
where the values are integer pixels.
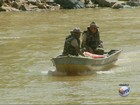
left=90, top=22, right=99, bottom=28
left=70, top=27, right=82, bottom=33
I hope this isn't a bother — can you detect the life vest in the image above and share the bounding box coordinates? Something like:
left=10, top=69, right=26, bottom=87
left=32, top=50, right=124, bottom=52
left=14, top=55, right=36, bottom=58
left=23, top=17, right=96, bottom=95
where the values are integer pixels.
left=62, top=34, right=80, bottom=56
left=82, top=28, right=101, bottom=50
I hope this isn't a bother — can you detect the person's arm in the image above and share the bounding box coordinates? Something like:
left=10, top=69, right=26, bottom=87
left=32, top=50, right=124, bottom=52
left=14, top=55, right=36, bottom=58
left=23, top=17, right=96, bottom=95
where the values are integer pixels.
left=71, top=39, right=84, bottom=56
left=99, top=40, right=103, bottom=48
left=96, top=31, right=103, bottom=48
left=75, top=46, right=85, bottom=56
left=81, top=33, right=87, bottom=49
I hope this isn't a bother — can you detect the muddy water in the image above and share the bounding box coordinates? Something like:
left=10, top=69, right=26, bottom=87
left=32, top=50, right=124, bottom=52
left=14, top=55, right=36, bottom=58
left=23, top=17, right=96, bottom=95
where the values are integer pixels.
left=0, top=8, right=140, bottom=104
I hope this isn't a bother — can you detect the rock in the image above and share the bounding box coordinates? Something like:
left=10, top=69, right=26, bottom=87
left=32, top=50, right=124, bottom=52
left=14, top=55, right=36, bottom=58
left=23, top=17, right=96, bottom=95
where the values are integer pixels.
left=112, top=3, right=123, bottom=9
left=3, top=0, right=11, bottom=6
left=19, top=4, right=27, bottom=11
left=46, top=0, right=54, bottom=4
left=85, top=4, right=96, bottom=8
left=11, top=1, right=19, bottom=9
left=37, top=3, right=46, bottom=9
left=0, top=0, right=3, bottom=7
left=28, top=3, right=38, bottom=9
left=83, top=0, right=96, bottom=8
left=0, top=7, right=6, bottom=11
left=11, top=7, right=20, bottom=11
left=0, top=5, right=19, bottom=11
left=54, top=0, right=85, bottom=9
left=126, top=0, right=140, bottom=6
left=0, top=6, right=11, bottom=11
left=19, top=0, right=28, bottom=4
left=28, top=0, right=37, bottom=5
left=91, top=0, right=111, bottom=7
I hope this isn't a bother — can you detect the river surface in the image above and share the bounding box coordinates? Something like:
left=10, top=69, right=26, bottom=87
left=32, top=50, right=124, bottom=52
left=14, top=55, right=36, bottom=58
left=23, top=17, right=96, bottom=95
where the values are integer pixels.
left=0, top=8, right=140, bottom=104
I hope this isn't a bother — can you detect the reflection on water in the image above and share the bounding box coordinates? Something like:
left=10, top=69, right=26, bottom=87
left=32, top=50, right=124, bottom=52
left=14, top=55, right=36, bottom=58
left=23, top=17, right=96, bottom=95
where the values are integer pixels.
left=0, top=8, right=140, bottom=104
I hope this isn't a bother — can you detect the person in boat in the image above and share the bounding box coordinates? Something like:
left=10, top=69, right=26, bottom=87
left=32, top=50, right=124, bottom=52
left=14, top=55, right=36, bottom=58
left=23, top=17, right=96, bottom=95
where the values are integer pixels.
left=62, top=27, right=84, bottom=56
left=81, top=22, right=104, bottom=55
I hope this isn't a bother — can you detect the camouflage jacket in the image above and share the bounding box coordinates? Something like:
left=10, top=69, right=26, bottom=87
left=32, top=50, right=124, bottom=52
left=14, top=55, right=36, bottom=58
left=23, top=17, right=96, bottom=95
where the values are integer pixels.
left=62, top=34, right=80, bottom=56
left=82, top=27, right=103, bottom=51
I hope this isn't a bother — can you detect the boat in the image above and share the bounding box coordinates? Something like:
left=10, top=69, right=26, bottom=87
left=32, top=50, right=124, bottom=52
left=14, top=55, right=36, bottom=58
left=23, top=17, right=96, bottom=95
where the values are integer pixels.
left=51, top=50, right=122, bottom=75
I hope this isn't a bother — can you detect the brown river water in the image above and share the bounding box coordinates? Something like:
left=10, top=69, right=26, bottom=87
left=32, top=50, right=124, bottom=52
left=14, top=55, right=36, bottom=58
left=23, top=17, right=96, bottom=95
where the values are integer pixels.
left=0, top=8, right=140, bottom=104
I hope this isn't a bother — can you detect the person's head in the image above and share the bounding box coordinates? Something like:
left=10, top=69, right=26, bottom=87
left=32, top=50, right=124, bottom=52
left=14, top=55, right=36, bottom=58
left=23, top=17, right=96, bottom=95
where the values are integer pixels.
left=89, top=22, right=99, bottom=33
left=70, top=27, right=82, bottom=38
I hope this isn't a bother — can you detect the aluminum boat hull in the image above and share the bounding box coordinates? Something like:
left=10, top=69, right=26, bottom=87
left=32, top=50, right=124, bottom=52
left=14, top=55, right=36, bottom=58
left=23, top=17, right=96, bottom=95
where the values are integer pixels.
left=52, top=50, right=121, bottom=74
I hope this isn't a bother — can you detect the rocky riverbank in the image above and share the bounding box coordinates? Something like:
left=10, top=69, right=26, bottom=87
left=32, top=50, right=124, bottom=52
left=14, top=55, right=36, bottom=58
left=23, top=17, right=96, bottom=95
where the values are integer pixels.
left=0, top=0, right=140, bottom=12
left=0, top=0, right=61, bottom=12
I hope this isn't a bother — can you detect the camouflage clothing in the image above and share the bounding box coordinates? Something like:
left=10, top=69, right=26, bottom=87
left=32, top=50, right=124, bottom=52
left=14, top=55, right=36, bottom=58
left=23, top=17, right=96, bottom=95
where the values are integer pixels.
left=82, top=27, right=104, bottom=54
left=62, top=34, right=80, bottom=56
